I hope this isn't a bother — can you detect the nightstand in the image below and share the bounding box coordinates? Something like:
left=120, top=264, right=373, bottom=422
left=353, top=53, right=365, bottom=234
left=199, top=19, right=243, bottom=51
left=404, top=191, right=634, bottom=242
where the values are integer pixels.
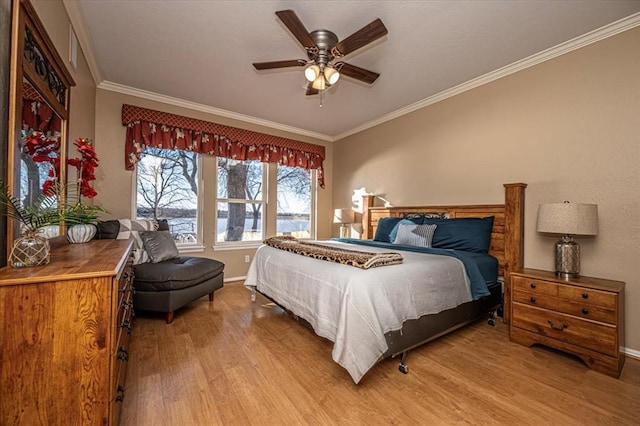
left=509, top=268, right=625, bottom=377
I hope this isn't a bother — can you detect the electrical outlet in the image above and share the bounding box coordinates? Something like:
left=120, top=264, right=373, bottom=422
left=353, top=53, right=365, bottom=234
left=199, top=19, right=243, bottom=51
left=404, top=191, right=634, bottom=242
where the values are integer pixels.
left=244, top=255, right=250, bottom=263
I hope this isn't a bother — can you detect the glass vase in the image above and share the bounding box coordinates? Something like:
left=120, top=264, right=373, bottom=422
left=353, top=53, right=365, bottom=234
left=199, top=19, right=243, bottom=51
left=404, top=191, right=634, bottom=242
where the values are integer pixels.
left=10, top=233, right=51, bottom=268
left=67, top=223, right=97, bottom=243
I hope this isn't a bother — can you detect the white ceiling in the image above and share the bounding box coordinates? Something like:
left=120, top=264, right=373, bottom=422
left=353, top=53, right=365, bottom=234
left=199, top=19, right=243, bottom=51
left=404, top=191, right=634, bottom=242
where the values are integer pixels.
left=69, top=1, right=640, bottom=141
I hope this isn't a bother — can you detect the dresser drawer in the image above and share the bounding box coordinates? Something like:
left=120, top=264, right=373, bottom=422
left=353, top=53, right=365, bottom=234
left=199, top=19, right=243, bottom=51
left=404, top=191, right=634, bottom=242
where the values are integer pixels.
left=556, top=299, right=617, bottom=324
left=512, top=276, right=557, bottom=296
left=512, top=303, right=617, bottom=356
left=512, top=289, right=558, bottom=310
left=557, top=285, right=617, bottom=309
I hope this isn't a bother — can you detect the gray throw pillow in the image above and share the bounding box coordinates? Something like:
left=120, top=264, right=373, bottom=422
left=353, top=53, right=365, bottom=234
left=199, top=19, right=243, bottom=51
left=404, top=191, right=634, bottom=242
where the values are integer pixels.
left=393, top=224, right=437, bottom=247
left=139, top=230, right=179, bottom=263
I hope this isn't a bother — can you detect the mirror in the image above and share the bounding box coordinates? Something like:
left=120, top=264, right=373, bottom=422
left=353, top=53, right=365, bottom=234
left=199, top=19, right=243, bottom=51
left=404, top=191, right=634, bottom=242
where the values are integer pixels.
left=20, top=79, right=62, bottom=208
left=6, top=0, right=75, bottom=249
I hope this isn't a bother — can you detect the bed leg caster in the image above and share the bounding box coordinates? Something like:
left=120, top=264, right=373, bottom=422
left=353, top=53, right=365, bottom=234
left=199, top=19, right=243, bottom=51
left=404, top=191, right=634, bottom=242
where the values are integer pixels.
left=398, top=352, right=409, bottom=374
left=487, top=311, right=496, bottom=326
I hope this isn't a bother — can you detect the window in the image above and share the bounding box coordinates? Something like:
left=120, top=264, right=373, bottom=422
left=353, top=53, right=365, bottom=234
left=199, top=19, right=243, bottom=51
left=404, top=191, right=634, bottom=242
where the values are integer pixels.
left=216, top=158, right=266, bottom=244
left=135, top=147, right=202, bottom=247
left=276, top=165, right=314, bottom=239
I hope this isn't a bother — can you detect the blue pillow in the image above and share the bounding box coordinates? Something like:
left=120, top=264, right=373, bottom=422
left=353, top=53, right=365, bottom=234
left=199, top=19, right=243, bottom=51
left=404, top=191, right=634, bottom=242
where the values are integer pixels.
left=423, top=216, right=494, bottom=253
left=373, top=217, right=403, bottom=242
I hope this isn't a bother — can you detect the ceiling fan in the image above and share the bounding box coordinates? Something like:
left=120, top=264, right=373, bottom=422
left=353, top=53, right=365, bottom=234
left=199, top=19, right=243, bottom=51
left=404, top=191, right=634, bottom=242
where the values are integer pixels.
left=253, top=10, right=388, bottom=96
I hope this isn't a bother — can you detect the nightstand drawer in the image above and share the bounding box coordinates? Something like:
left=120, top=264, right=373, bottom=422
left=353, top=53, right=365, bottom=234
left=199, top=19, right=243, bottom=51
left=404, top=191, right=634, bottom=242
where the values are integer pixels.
left=558, top=285, right=616, bottom=309
left=512, top=276, right=557, bottom=296
left=512, top=289, right=558, bottom=310
left=556, top=299, right=617, bottom=324
left=512, top=303, right=617, bottom=356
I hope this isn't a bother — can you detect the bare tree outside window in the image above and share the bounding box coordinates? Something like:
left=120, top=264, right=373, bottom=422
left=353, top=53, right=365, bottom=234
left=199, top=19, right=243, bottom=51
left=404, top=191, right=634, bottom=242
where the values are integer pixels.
left=216, top=158, right=264, bottom=242
left=276, top=165, right=313, bottom=238
left=136, top=147, right=200, bottom=244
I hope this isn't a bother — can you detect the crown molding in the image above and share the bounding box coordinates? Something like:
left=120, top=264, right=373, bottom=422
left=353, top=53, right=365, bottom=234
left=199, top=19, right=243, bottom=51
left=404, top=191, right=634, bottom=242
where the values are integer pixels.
left=333, top=12, right=640, bottom=141
left=98, top=81, right=333, bottom=142
left=61, top=2, right=639, bottom=143
left=62, top=0, right=102, bottom=85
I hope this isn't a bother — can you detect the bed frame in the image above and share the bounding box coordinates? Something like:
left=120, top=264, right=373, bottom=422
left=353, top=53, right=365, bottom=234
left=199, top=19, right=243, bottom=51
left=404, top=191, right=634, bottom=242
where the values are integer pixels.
left=259, top=183, right=526, bottom=377
left=359, top=183, right=526, bottom=372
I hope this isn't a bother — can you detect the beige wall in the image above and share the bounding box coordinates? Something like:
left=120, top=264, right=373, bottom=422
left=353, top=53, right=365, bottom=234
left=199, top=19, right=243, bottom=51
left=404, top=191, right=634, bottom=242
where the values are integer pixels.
left=94, top=89, right=333, bottom=278
left=333, top=27, right=640, bottom=353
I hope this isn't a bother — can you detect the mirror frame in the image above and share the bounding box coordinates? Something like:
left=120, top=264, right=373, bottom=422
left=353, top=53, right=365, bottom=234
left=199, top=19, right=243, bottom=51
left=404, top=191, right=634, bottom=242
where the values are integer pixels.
left=7, top=0, right=75, bottom=251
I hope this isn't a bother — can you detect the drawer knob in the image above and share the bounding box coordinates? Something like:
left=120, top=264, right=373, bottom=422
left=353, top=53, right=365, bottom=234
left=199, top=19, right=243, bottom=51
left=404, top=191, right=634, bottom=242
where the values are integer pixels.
left=116, top=385, right=125, bottom=403
left=530, top=283, right=536, bottom=289
left=530, top=297, right=537, bottom=303
left=582, top=293, right=589, bottom=299
left=548, top=320, right=569, bottom=331
left=582, top=308, right=589, bottom=315
left=117, top=346, right=129, bottom=361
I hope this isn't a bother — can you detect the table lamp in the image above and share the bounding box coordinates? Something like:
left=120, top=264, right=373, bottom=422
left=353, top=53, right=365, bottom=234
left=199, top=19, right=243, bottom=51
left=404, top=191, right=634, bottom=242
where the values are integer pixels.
left=333, top=208, right=354, bottom=238
left=536, top=202, right=598, bottom=278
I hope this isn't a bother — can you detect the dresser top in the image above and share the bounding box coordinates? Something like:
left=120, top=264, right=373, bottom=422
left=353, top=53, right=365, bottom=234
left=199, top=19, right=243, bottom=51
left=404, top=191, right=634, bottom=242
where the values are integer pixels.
left=513, top=268, right=625, bottom=292
left=0, top=238, right=133, bottom=286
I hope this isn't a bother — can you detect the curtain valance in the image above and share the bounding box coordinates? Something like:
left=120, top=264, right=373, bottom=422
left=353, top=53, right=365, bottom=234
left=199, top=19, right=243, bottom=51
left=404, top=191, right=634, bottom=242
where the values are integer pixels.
left=122, top=104, right=325, bottom=187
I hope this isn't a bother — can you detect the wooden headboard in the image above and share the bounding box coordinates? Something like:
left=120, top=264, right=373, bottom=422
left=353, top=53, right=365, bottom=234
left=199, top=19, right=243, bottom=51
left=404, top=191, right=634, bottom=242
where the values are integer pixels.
left=361, top=183, right=526, bottom=324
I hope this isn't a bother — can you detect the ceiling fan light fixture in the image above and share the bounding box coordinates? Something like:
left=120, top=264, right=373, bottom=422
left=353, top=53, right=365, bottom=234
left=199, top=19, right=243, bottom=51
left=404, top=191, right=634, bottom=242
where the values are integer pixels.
left=324, top=66, right=340, bottom=85
left=311, top=75, right=326, bottom=90
left=304, top=64, right=320, bottom=82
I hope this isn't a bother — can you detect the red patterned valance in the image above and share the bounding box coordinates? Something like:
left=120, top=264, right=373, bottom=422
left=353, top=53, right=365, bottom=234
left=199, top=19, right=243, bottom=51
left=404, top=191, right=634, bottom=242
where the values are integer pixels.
left=122, top=104, right=325, bottom=187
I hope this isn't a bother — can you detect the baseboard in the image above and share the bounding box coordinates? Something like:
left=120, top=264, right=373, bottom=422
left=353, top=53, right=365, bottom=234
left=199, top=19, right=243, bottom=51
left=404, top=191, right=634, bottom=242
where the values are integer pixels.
left=224, top=276, right=246, bottom=283
left=623, top=347, right=640, bottom=360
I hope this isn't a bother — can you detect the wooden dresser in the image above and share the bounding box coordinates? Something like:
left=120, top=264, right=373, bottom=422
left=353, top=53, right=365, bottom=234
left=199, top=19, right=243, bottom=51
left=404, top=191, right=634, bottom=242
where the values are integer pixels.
left=510, top=268, right=625, bottom=377
left=0, top=238, right=134, bottom=425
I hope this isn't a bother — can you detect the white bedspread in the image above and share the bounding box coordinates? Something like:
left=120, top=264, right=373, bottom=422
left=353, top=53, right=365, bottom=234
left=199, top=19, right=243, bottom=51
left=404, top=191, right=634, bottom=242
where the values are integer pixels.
left=244, top=241, right=472, bottom=383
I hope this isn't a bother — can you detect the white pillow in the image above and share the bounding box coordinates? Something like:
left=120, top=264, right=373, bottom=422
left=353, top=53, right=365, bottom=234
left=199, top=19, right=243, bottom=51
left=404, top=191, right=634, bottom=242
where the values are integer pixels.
left=116, top=219, right=159, bottom=264
left=393, top=224, right=437, bottom=248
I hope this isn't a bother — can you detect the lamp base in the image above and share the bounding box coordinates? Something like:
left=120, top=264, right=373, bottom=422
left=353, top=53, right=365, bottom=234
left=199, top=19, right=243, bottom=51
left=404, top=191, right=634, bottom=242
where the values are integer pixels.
left=340, top=224, right=350, bottom=239
left=555, top=235, right=580, bottom=279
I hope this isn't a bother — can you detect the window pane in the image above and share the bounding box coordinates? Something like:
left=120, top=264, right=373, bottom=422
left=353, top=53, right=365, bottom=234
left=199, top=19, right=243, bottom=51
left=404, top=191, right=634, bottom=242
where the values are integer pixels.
left=276, top=165, right=311, bottom=238
left=216, top=202, right=263, bottom=242
left=216, top=158, right=263, bottom=201
left=136, top=147, right=199, bottom=245
left=20, top=158, right=55, bottom=208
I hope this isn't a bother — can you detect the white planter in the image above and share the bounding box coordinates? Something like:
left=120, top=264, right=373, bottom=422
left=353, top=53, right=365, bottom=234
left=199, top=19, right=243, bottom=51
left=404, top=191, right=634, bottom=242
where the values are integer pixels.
left=67, top=224, right=97, bottom=243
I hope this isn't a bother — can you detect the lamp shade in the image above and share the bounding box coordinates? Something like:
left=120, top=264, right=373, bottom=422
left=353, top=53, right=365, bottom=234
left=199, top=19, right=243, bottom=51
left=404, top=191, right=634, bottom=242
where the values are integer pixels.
left=324, top=66, right=340, bottom=85
left=536, top=202, right=598, bottom=236
left=333, top=208, right=354, bottom=224
left=304, top=65, right=320, bottom=82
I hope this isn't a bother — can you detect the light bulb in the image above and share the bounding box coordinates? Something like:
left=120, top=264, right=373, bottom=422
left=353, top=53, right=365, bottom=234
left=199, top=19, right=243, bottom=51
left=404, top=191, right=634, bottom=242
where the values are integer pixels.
left=304, top=65, right=320, bottom=82
left=324, top=67, right=340, bottom=85
left=311, top=75, right=326, bottom=90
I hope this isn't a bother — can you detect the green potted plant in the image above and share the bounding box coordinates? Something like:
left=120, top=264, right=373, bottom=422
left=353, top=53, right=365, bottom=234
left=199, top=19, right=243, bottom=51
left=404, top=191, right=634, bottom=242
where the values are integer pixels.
left=0, top=181, right=60, bottom=267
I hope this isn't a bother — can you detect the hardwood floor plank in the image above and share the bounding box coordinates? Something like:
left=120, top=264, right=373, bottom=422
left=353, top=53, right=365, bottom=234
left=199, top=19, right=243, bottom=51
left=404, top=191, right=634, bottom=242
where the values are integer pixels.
left=121, top=282, right=640, bottom=425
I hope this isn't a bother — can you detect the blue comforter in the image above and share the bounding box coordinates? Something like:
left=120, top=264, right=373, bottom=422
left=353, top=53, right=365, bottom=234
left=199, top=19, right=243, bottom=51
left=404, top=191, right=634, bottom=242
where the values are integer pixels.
left=332, top=238, right=493, bottom=300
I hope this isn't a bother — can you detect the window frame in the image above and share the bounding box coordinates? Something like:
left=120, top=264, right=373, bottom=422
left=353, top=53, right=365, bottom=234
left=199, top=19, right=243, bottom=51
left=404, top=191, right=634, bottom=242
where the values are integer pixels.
left=132, top=148, right=204, bottom=252
left=213, top=158, right=268, bottom=249
left=275, top=165, right=316, bottom=240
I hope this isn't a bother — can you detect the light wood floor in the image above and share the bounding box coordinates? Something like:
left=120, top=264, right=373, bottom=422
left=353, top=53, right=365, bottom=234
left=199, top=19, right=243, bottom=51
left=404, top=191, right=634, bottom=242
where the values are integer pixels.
left=120, top=281, right=640, bottom=425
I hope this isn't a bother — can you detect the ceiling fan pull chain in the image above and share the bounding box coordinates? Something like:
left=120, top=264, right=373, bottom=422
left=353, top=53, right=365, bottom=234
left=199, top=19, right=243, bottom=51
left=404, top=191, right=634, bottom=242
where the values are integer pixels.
left=319, top=89, right=323, bottom=108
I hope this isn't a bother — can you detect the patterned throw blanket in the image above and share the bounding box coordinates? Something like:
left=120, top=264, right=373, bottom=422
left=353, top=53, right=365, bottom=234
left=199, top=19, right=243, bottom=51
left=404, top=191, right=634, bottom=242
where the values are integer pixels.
left=264, top=236, right=403, bottom=269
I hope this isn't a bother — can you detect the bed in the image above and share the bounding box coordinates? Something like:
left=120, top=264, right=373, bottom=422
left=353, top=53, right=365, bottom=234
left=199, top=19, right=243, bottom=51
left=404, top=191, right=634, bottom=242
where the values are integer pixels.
left=245, top=183, right=526, bottom=383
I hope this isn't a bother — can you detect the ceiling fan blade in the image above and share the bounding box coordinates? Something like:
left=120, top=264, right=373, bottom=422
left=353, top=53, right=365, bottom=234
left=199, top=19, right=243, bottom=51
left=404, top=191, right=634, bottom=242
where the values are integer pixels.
left=253, top=59, right=307, bottom=70
left=332, top=18, right=388, bottom=57
left=305, top=82, right=319, bottom=96
left=337, top=62, right=380, bottom=84
left=275, top=10, right=317, bottom=50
